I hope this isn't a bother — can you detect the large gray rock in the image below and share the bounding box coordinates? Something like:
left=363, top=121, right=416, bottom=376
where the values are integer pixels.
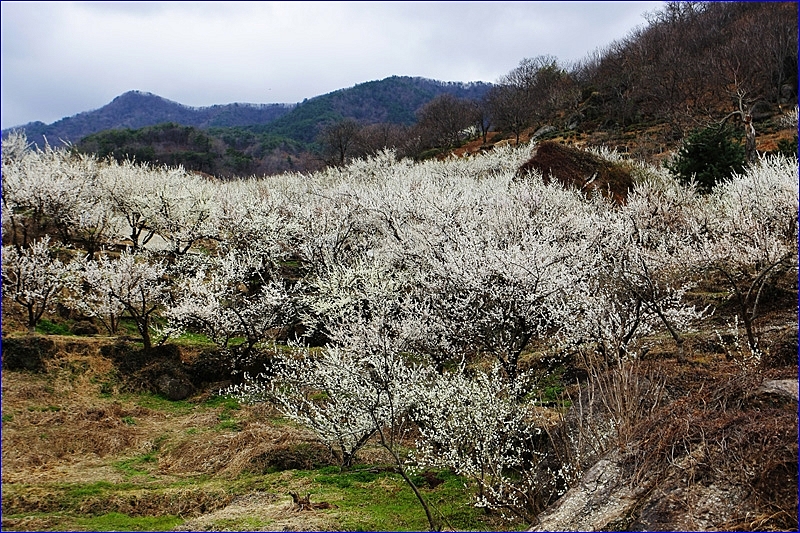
left=757, top=379, right=798, bottom=401
left=530, top=447, right=754, bottom=531
left=530, top=450, right=647, bottom=531
left=531, top=125, right=557, bottom=140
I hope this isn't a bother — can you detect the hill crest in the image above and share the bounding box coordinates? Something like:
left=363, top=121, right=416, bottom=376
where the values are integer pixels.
left=2, top=76, right=492, bottom=148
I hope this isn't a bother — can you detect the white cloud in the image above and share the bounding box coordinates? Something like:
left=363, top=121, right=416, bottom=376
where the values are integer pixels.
left=1, top=1, right=664, bottom=129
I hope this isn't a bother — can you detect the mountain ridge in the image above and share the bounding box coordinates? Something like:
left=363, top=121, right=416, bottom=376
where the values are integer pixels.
left=2, top=76, right=493, bottom=147
left=2, top=90, right=296, bottom=147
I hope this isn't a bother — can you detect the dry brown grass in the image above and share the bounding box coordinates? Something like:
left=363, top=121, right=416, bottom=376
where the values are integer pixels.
left=1, top=342, right=338, bottom=530
left=158, top=421, right=331, bottom=478
left=173, top=491, right=339, bottom=531
left=2, top=340, right=154, bottom=482
left=0, top=334, right=397, bottom=532
left=622, top=362, right=799, bottom=531
left=0, top=333, right=388, bottom=484
left=2, top=483, right=235, bottom=517
left=517, top=140, right=635, bottom=205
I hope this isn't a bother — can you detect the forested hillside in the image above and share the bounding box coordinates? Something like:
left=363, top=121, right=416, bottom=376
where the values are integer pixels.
left=259, top=76, right=493, bottom=142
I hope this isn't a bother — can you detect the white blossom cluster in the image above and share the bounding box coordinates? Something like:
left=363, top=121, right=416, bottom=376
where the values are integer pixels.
left=2, top=132, right=797, bottom=522
left=167, top=250, right=293, bottom=367
left=411, top=363, right=555, bottom=522
left=1, top=236, right=69, bottom=332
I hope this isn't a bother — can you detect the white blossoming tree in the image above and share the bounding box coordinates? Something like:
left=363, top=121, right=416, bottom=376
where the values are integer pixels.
left=167, top=251, right=293, bottom=372
left=98, top=160, right=217, bottom=255
left=232, top=258, right=442, bottom=530
left=1, top=237, right=69, bottom=332
left=412, top=364, right=558, bottom=523
left=72, top=250, right=171, bottom=350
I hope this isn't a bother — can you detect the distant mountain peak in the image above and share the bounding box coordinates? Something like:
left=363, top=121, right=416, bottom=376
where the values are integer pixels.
left=110, top=90, right=179, bottom=107
left=120, top=90, right=160, bottom=97
left=1, top=90, right=296, bottom=146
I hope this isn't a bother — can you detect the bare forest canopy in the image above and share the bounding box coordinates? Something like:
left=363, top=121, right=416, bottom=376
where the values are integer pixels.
left=2, top=1, right=796, bottom=178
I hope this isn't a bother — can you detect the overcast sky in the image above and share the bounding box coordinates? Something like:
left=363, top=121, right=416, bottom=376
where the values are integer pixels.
left=1, top=1, right=665, bottom=130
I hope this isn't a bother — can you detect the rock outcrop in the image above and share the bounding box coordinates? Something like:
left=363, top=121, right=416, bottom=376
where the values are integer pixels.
left=531, top=374, right=798, bottom=531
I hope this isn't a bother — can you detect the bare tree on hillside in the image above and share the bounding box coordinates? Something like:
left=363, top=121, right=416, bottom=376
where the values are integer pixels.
left=317, top=118, right=363, bottom=167
left=486, top=84, right=530, bottom=145
left=475, top=96, right=493, bottom=145
left=355, top=122, right=409, bottom=157
left=569, top=1, right=796, bottom=138
left=488, top=56, right=575, bottom=143
left=414, top=94, right=481, bottom=151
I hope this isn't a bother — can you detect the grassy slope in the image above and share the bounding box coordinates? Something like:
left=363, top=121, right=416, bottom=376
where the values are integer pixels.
left=0, top=332, right=521, bottom=532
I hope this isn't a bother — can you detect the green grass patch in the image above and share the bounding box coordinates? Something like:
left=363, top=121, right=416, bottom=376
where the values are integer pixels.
left=1, top=511, right=182, bottom=533
left=529, top=365, right=569, bottom=406
left=92, top=373, right=122, bottom=397
left=68, top=512, right=183, bottom=531
left=214, top=418, right=241, bottom=432
left=172, top=330, right=215, bottom=346
left=314, top=468, right=379, bottom=489
left=132, top=392, right=195, bottom=415
left=213, top=409, right=242, bottom=432
left=113, top=452, right=159, bottom=478
left=4, top=466, right=523, bottom=532
left=203, top=394, right=241, bottom=410
left=291, top=466, right=520, bottom=531
left=0, top=480, right=139, bottom=511
left=63, top=481, right=137, bottom=500
left=115, top=317, right=142, bottom=337
left=2, top=477, right=249, bottom=530
left=35, top=319, right=73, bottom=336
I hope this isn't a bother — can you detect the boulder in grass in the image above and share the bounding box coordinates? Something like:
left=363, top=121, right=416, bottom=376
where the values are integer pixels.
left=1, top=335, right=57, bottom=372
left=155, top=373, right=195, bottom=401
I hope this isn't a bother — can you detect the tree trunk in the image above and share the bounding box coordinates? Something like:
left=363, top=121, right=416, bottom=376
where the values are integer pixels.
left=138, top=317, right=152, bottom=351
left=396, top=458, right=438, bottom=531
left=26, top=305, right=37, bottom=333
left=375, top=423, right=439, bottom=531
left=743, top=114, right=756, bottom=164
left=653, top=305, right=687, bottom=363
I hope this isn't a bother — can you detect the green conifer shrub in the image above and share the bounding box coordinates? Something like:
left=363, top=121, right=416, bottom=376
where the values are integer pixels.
left=668, top=125, right=746, bottom=193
